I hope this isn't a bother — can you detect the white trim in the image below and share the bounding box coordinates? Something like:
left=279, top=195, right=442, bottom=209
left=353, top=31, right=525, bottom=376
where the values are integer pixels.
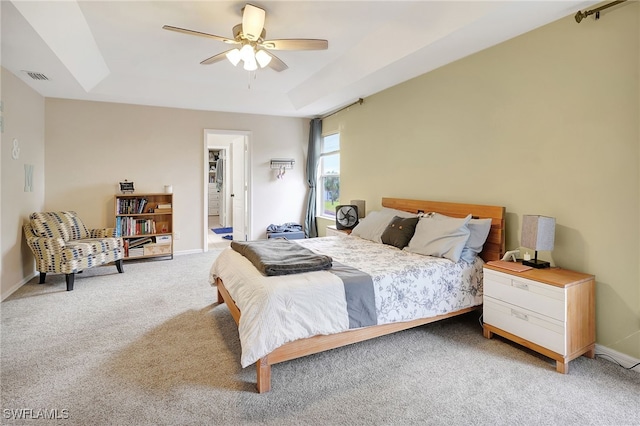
left=174, top=249, right=204, bottom=256
left=203, top=129, right=252, bottom=251
left=1, top=271, right=38, bottom=301
left=595, top=344, right=640, bottom=372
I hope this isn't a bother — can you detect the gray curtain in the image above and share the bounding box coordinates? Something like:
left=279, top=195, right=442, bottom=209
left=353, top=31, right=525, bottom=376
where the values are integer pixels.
left=304, top=118, right=322, bottom=238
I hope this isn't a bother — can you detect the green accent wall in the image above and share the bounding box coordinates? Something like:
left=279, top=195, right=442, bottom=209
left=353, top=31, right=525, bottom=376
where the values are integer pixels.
left=323, top=5, right=640, bottom=359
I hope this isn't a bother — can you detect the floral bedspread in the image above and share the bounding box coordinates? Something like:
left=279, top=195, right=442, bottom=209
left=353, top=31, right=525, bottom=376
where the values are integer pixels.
left=297, top=236, right=483, bottom=325
left=210, top=235, right=483, bottom=366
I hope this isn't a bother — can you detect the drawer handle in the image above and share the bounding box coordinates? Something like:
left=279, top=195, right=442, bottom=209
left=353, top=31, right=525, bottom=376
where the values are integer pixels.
left=511, top=309, right=529, bottom=321
left=513, top=282, right=529, bottom=291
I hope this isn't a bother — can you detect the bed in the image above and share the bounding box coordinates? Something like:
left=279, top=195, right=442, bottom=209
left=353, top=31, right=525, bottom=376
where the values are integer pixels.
left=210, top=198, right=505, bottom=393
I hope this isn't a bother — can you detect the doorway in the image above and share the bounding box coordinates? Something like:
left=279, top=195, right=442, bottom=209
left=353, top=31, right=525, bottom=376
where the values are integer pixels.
left=203, top=129, right=251, bottom=252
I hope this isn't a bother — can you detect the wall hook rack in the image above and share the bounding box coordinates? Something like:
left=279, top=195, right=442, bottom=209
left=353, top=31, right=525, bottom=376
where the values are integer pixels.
left=270, top=159, right=295, bottom=170
left=270, top=159, right=294, bottom=180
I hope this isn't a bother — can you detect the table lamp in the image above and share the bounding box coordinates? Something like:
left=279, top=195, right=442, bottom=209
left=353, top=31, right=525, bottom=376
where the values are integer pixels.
left=521, top=215, right=555, bottom=268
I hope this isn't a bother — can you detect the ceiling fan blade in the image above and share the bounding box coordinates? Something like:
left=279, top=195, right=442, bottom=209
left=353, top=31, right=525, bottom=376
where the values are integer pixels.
left=200, top=50, right=233, bottom=65
left=242, top=4, right=265, bottom=41
left=163, top=25, right=237, bottom=44
left=260, top=39, right=328, bottom=51
left=265, top=51, right=288, bottom=72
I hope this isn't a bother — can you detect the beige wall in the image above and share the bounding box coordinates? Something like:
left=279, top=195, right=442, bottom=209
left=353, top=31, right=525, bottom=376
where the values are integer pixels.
left=325, top=6, right=639, bottom=358
left=1, top=68, right=46, bottom=297
left=1, top=93, right=308, bottom=299
left=43, top=99, right=308, bottom=251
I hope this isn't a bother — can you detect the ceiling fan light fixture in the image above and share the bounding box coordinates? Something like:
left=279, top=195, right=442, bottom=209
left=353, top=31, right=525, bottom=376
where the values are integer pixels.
left=243, top=55, right=258, bottom=71
left=226, top=48, right=242, bottom=66
left=164, top=3, right=328, bottom=74
left=240, top=44, right=255, bottom=62
left=255, top=49, right=272, bottom=68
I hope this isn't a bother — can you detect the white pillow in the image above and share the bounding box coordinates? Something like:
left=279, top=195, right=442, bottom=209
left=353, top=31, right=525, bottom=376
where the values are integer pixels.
left=405, top=214, right=472, bottom=262
left=351, top=208, right=417, bottom=243
left=430, top=213, right=492, bottom=263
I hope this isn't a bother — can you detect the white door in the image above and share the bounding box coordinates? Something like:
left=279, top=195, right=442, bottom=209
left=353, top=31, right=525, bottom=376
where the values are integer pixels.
left=231, top=138, right=246, bottom=241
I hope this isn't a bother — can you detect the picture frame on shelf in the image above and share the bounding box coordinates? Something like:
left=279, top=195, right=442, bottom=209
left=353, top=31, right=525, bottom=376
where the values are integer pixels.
left=119, top=180, right=135, bottom=194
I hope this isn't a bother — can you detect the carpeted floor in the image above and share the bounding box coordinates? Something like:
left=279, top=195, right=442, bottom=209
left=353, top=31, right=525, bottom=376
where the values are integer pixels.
left=1, top=251, right=639, bottom=425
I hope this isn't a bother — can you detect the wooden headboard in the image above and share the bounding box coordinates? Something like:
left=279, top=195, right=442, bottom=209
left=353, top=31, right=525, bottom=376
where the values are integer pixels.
left=381, top=198, right=506, bottom=262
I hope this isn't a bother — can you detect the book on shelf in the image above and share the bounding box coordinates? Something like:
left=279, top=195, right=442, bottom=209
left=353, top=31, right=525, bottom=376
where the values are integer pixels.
left=117, top=197, right=148, bottom=214
left=156, top=203, right=172, bottom=209
left=138, top=198, right=148, bottom=213
left=128, top=236, right=154, bottom=248
left=154, top=208, right=172, bottom=214
left=117, top=217, right=156, bottom=236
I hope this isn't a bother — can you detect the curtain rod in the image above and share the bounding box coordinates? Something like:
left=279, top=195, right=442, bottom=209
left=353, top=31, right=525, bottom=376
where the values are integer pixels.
left=575, top=0, right=626, bottom=23
left=320, top=98, right=364, bottom=120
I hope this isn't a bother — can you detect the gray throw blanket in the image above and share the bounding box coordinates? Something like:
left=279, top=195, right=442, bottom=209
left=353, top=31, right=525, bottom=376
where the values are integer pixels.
left=330, top=262, right=377, bottom=328
left=231, top=239, right=332, bottom=276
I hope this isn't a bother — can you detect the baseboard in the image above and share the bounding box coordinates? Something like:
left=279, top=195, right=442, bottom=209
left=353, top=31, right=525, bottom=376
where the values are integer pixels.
left=1, top=271, right=37, bottom=302
left=595, top=344, right=640, bottom=373
left=175, top=249, right=204, bottom=256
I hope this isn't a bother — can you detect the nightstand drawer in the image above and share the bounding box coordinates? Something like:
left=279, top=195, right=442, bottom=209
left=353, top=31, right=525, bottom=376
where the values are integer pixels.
left=484, top=269, right=565, bottom=322
left=484, top=297, right=565, bottom=354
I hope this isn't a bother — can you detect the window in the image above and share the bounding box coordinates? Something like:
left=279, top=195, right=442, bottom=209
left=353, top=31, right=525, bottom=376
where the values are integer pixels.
left=318, top=133, right=340, bottom=218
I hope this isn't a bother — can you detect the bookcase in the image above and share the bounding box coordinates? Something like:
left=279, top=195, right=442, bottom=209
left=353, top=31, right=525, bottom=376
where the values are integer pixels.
left=114, top=193, right=173, bottom=260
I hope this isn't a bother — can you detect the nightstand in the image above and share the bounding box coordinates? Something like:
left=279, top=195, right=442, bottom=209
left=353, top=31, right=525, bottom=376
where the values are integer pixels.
left=482, top=263, right=595, bottom=374
left=326, top=225, right=351, bottom=237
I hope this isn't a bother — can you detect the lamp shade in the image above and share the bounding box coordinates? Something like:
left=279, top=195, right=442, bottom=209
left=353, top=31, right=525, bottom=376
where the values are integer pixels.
left=255, top=49, right=272, bottom=68
left=521, top=215, right=555, bottom=251
left=226, top=49, right=242, bottom=66
left=243, top=55, right=258, bottom=71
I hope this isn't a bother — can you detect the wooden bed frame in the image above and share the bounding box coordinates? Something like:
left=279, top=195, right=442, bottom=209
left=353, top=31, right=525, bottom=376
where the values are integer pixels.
left=215, top=198, right=506, bottom=393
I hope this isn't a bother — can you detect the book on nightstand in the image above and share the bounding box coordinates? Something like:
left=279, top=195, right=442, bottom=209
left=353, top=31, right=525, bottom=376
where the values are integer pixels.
left=485, top=260, right=532, bottom=272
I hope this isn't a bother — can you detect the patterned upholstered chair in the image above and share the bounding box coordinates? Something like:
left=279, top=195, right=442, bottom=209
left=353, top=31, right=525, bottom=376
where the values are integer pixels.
left=24, top=211, right=124, bottom=291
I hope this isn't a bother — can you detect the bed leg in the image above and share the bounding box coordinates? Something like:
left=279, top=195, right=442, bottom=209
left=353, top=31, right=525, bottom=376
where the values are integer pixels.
left=256, top=357, right=271, bottom=393
left=215, top=278, right=224, bottom=304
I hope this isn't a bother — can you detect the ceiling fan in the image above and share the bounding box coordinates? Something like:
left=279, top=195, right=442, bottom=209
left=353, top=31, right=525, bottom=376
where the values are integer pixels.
left=163, top=3, right=328, bottom=72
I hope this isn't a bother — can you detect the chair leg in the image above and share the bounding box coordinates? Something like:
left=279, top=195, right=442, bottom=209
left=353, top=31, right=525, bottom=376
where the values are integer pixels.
left=39, top=272, right=46, bottom=284
left=115, top=259, right=124, bottom=273
left=66, top=273, right=75, bottom=291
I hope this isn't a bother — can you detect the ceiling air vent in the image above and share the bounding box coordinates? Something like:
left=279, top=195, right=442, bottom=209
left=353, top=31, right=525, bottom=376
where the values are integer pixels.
left=21, top=70, right=49, bottom=81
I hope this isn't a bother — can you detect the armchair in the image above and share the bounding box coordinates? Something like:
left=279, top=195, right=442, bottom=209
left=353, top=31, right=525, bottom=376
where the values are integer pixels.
left=24, top=211, right=124, bottom=291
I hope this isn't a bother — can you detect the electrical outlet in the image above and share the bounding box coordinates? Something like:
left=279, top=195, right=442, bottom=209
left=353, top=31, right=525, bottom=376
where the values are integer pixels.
left=174, top=231, right=181, bottom=240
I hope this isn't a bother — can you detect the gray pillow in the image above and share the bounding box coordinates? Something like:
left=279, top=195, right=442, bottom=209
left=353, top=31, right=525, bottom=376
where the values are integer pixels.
left=405, top=214, right=472, bottom=262
left=431, top=213, right=492, bottom=263
left=381, top=216, right=419, bottom=249
left=461, top=218, right=492, bottom=263
left=351, top=208, right=417, bottom=243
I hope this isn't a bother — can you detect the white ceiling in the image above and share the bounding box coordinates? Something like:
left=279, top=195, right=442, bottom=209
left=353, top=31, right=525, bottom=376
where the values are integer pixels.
left=2, top=1, right=598, bottom=118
